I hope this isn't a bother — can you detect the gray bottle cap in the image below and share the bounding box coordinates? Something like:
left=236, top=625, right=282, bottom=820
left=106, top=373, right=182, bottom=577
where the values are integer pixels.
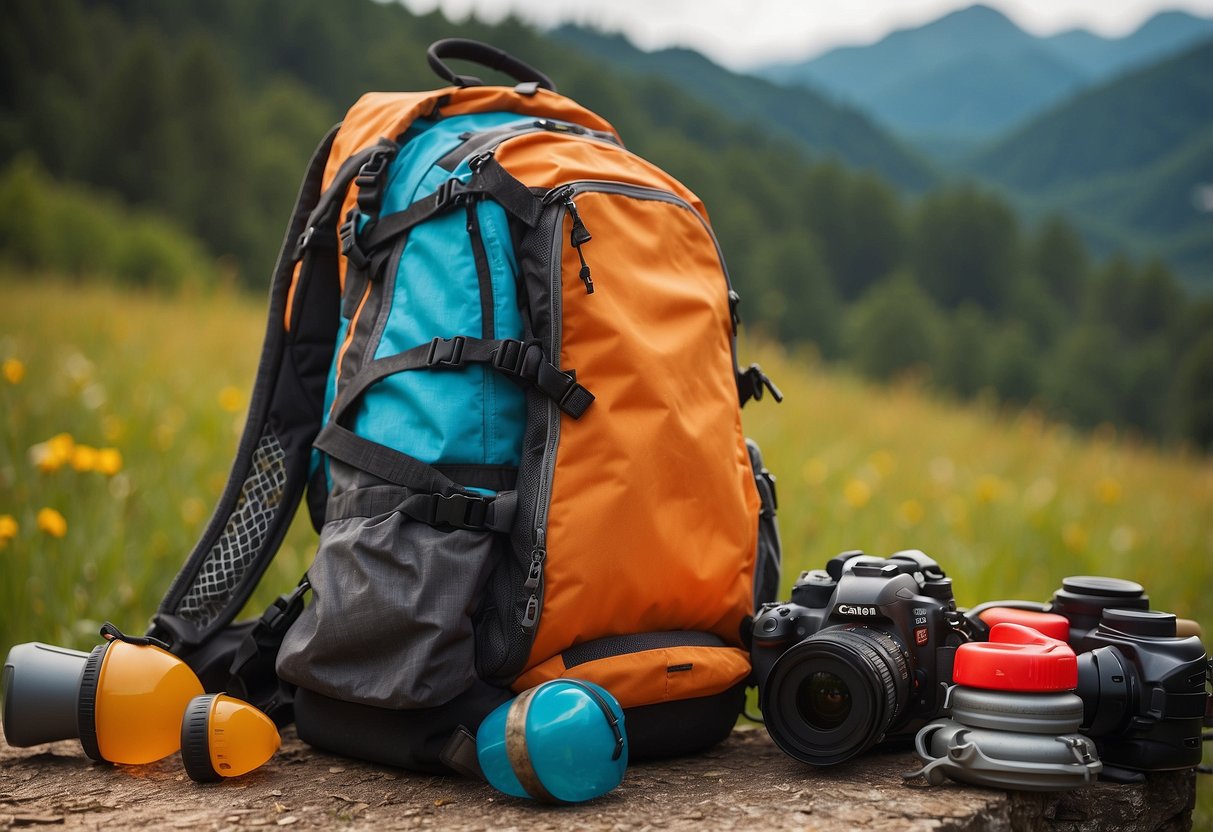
left=948, top=685, right=1085, bottom=735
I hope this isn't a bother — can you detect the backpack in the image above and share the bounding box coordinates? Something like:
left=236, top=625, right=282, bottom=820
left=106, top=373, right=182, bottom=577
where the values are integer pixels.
left=149, top=39, right=782, bottom=774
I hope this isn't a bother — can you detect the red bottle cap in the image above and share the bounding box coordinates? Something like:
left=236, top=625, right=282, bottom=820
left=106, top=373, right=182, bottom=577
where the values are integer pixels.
left=954, top=623, right=1078, bottom=692
left=977, top=607, right=1070, bottom=642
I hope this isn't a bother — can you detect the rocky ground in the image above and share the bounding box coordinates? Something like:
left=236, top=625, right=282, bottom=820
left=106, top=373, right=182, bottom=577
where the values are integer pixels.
left=0, top=723, right=1195, bottom=831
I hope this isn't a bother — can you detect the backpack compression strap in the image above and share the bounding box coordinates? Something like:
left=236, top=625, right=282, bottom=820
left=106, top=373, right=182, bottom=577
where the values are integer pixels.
left=149, top=125, right=348, bottom=653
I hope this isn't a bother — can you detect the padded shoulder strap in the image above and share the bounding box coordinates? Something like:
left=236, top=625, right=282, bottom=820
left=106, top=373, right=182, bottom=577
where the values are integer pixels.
left=149, top=124, right=342, bottom=652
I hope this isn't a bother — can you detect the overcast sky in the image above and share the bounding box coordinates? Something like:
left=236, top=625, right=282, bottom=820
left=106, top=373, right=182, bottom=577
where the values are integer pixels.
left=398, top=0, right=1213, bottom=69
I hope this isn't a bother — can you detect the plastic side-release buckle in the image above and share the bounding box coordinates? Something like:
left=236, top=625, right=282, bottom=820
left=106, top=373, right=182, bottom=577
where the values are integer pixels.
left=435, top=177, right=470, bottom=209
left=429, top=492, right=489, bottom=530
left=425, top=336, right=467, bottom=368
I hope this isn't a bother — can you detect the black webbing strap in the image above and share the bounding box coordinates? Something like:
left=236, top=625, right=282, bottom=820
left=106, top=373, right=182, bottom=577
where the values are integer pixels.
left=316, top=422, right=459, bottom=494
left=358, top=156, right=542, bottom=255
left=313, top=425, right=517, bottom=533
left=292, top=139, right=400, bottom=261
left=330, top=336, right=594, bottom=424
left=326, top=482, right=517, bottom=533
left=226, top=577, right=311, bottom=725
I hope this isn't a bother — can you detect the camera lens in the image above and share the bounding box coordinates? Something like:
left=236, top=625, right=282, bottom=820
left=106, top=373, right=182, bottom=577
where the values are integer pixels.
left=761, top=627, right=909, bottom=766
left=798, top=671, right=851, bottom=730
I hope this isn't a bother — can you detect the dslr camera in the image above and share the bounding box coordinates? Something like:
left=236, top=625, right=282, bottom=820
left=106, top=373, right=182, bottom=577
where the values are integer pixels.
left=751, top=550, right=971, bottom=765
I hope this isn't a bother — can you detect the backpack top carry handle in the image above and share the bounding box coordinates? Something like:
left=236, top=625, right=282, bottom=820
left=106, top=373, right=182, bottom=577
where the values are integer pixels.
left=427, top=38, right=556, bottom=92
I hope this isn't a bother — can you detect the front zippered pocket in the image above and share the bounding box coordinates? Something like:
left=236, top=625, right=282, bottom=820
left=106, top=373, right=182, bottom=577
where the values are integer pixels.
left=501, top=179, right=748, bottom=678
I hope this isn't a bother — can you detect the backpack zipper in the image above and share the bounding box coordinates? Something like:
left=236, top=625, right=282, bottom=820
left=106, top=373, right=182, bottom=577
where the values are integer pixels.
left=543, top=185, right=594, bottom=293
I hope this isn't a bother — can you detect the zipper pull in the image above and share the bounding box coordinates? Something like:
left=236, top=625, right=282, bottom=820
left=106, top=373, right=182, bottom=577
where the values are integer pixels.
left=522, top=594, right=540, bottom=628
left=525, top=539, right=546, bottom=589
left=564, top=194, right=594, bottom=294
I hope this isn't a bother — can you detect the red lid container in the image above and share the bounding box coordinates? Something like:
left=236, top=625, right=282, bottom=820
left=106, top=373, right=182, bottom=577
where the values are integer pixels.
left=977, top=607, right=1070, bottom=642
left=954, top=623, right=1078, bottom=692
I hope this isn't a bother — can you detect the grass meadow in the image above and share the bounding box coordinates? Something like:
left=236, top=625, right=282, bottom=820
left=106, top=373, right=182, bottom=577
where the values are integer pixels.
left=1, top=273, right=1210, bottom=817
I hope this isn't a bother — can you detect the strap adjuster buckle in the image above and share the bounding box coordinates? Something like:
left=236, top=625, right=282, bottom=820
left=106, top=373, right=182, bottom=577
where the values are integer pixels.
left=490, top=339, right=543, bottom=378
left=430, top=492, right=488, bottom=530
left=426, top=336, right=466, bottom=368
left=435, top=177, right=469, bottom=208
left=491, top=339, right=531, bottom=376
left=339, top=211, right=369, bottom=270
left=355, top=149, right=395, bottom=215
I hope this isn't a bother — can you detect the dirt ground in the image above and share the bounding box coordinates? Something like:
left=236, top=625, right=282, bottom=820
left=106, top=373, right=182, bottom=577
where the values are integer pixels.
left=0, top=722, right=1196, bottom=831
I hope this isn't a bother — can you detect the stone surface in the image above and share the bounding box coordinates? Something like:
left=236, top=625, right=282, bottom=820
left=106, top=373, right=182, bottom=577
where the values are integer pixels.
left=0, top=723, right=1196, bottom=831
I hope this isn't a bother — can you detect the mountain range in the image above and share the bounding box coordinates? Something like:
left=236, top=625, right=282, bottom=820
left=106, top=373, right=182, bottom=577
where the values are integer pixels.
left=557, top=11, right=1212, bottom=287
left=551, top=26, right=936, bottom=192
left=759, top=5, right=1213, bottom=146
left=972, top=37, right=1213, bottom=283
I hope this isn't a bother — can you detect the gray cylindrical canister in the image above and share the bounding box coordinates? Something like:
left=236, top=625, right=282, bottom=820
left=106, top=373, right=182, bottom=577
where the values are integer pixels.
left=2, top=642, right=90, bottom=747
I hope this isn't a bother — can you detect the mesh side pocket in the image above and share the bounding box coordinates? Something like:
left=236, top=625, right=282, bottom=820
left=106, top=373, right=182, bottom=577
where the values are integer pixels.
left=177, top=431, right=288, bottom=627
left=276, top=484, right=500, bottom=709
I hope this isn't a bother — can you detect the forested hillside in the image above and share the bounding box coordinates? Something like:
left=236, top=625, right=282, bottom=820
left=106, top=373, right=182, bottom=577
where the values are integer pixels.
left=2, top=0, right=1211, bottom=449
left=970, top=38, right=1213, bottom=285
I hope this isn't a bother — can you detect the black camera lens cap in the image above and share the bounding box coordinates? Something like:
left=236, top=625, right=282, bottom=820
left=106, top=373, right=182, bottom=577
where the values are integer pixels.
left=1100, top=608, right=1176, bottom=638
left=1061, top=576, right=1144, bottom=599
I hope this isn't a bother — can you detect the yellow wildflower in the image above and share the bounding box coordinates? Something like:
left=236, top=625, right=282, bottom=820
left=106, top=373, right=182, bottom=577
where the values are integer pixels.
left=1094, top=477, right=1122, bottom=505
left=2, top=358, right=25, bottom=385
left=71, top=444, right=99, bottom=473
left=843, top=478, right=871, bottom=509
left=897, top=499, right=925, bottom=527
left=30, top=433, right=75, bottom=473
left=36, top=507, right=67, bottom=539
left=218, top=386, right=244, bottom=413
left=974, top=475, right=1007, bottom=505
left=95, top=447, right=124, bottom=477
left=0, top=514, right=17, bottom=546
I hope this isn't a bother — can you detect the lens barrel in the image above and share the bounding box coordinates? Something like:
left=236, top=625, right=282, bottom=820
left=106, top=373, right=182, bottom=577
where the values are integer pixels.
left=761, top=627, right=909, bottom=765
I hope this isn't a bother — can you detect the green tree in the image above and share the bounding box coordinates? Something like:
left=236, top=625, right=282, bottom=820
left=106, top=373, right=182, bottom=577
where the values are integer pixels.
left=844, top=173, right=906, bottom=299
left=1031, top=216, right=1088, bottom=311
left=1127, top=258, right=1185, bottom=340
left=912, top=185, right=1021, bottom=311
left=937, top=304, right=991, bottom=399
left=845, top=271, right=942, bottom=381
left=1007, top=273, right=1065, bottom=347
left=1043, top=325, right=1128, bottom=429
left=1175, top=331, right=1213, bottom=450
left=173, top=37, right=250, bottom=262
left=85, top=30, right=183, bottom=211
left=750, top=233, right=842, bottom=357
left=988, top=322, right=1040, bottom=405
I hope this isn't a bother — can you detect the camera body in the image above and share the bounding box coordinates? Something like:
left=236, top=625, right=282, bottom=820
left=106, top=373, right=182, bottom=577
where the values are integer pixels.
left=1073, top=608, right=1210, bottom=775
left=751, top=550, right=971, bottom=765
